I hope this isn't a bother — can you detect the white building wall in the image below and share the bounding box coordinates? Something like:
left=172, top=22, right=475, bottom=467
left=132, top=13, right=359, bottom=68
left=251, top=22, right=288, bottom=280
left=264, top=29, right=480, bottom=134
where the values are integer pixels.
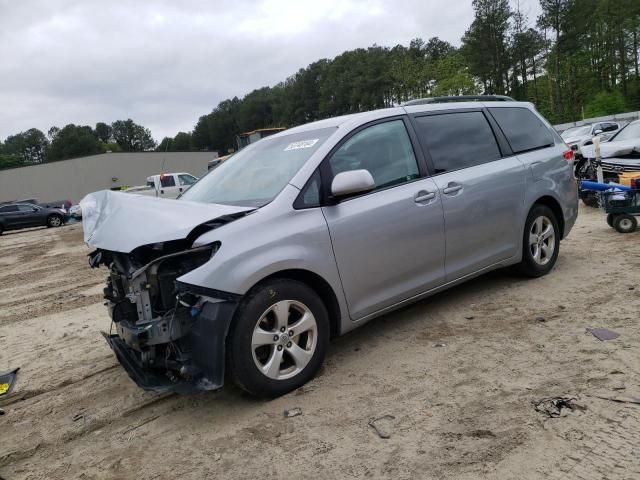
left=0, top=152, right=217, bottom=203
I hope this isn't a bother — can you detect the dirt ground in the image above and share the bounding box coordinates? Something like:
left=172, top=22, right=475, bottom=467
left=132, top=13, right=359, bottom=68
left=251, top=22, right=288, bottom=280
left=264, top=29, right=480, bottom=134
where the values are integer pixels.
left=1, top=206, right=639, bottom=480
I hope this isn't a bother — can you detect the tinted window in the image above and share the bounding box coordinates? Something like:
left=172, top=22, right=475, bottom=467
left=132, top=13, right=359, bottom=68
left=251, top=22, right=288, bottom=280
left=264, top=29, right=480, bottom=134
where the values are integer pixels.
left=0, top=205, right=18, bottom=213
left=160, top=175, right=176, bottom=187
left=603, top=123, right=618, bottom=132
left=489, top=107, right=554, bottom=154
left=17, top=204, right=36, bottom=212
left=328, top=120, right=419, bottom=191
left=414, top=112, right=501, bottom=173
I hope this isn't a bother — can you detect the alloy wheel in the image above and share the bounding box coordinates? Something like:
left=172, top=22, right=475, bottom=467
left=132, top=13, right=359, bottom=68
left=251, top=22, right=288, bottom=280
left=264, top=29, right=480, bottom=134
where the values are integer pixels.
left=529, top=215, right=555, bottom=266
left=251, top=300, right=318, bottom=380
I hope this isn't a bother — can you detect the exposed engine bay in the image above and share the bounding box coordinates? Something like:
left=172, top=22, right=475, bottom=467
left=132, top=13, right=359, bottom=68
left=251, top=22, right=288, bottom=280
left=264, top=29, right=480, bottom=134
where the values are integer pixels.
left=78, top=190, right=255, bottom=392
left=90, top=241, right=239, bottom=392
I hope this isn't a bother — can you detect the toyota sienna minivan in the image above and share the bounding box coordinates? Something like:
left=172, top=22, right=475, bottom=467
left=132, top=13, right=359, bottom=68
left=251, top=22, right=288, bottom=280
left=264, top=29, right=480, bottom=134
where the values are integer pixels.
left=81, top=97, right=578, bottom=397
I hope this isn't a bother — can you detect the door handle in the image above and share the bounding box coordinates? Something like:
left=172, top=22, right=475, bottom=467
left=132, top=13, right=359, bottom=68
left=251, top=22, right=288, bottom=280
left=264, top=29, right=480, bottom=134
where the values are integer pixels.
left=414, top=191, right=436, bottom=203
left=442, top=183, right=462, bottom=195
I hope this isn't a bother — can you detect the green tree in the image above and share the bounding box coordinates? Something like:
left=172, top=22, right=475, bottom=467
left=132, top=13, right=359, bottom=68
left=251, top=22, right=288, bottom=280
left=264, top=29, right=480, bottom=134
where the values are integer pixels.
left=47, top=124, right=102, bottom=161
left=462, top=0, right=512, bottom=94
left=584, top=90, right=628, bottom=118
left=95, top=122, right=113, bottom=143
left=172, top=132, right=193, bottom=151
left=111, top=119, right=156, bottom=151
left=3, top=128, right=49, bottom=164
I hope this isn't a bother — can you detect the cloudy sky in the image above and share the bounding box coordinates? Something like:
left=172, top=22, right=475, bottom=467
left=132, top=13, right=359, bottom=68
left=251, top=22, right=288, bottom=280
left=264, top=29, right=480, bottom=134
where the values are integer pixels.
left=0, top=0, right=541, bottom=142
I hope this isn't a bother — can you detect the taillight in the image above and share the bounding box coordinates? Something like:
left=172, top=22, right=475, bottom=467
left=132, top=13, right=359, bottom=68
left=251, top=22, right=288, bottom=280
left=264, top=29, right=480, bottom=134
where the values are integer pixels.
left=563, top=150, right=574, bottom=161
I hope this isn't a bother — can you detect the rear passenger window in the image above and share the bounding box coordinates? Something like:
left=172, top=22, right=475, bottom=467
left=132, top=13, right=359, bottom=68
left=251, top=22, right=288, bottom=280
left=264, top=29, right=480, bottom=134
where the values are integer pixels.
left=413, top=112, right=501, bottom=173
left=489, top=107, right=554, bottom=154
left=0, top=205, right=18, bottom=213
left=160, top=176, right=176, bottom=187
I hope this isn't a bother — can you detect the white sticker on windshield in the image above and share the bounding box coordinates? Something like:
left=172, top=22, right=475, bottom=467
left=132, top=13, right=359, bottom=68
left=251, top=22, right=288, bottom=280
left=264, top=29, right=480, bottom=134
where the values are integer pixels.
left=284, top=139, right=319, bottom=151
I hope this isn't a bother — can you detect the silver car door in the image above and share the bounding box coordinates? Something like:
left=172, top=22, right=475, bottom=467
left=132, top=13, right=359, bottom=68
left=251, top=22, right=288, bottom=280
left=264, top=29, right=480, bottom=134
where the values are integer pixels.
left=321, top=118, right=446, bottom=320
left=411, top=110, right=526, bottom=281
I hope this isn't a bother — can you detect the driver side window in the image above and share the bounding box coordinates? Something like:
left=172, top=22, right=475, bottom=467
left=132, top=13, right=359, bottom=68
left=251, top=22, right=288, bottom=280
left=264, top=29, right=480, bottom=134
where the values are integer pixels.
left=327, top=120, right=419, bottom=192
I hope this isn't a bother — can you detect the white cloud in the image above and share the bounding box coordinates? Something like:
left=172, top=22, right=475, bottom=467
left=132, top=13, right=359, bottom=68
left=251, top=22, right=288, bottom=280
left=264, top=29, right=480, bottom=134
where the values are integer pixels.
left=0, top=0, right=541, bottom=142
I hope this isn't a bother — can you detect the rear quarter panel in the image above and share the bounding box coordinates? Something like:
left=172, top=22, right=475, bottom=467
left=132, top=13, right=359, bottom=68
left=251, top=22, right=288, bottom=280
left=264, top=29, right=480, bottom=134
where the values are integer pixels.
left=519, top=144, right=579, bottom=239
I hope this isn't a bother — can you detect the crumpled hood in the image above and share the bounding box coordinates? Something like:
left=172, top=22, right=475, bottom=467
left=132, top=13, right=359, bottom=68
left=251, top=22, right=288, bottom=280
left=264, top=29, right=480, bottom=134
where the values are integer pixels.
left=80, top=190, right=253, bottom=253
left=580, top=139, right=640, bottom=159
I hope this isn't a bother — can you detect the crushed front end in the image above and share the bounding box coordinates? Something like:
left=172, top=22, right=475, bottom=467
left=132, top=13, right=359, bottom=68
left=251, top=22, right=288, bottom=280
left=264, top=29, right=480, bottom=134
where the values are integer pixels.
left=91, top=242, right=239, bottom=393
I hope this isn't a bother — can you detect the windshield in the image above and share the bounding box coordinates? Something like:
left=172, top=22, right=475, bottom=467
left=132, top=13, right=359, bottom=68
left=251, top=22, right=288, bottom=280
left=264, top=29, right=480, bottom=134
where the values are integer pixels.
left=610, top=121, right=640, bottom=142
left=561, top=126, right=591, bottom=138
left=180, top=127, right=336, bottom=207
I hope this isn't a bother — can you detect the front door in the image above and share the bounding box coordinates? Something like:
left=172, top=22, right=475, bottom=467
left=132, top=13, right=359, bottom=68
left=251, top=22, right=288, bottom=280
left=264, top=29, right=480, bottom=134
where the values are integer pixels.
left=321, top=119, right=446, bottom=320
left=411, top=110, right=526, bottom=281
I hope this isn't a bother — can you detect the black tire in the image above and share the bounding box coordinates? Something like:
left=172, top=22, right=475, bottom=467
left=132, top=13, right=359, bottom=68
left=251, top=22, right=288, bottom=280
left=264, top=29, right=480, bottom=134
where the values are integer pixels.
left=613, top=214, right=637, bottom=234
left=0, top=224, right=3, bottom=235
left=581, top=195, right=599, bottom=208
left=516, top=204, right=561, bottom=278
left=46, top=214, right=63, bottom=228
left=606, top=214, right=616, bottom=228
left=227, top=278, right=330, bottom=398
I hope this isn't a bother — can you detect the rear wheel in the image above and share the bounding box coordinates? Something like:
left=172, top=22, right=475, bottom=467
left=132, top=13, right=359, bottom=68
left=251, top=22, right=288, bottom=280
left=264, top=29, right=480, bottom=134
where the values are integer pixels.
left=516, top=205, right=560, bottom=277
left=613, top=214, right=637, bottom=234
left=46, top=214, right=62, bottom=228
left=227, top=279, right=330, bottom=398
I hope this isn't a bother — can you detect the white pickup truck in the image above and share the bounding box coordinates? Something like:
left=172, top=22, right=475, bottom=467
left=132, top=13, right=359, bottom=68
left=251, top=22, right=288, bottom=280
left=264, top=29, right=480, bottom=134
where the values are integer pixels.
left=125, top=173, right=198, bottom=199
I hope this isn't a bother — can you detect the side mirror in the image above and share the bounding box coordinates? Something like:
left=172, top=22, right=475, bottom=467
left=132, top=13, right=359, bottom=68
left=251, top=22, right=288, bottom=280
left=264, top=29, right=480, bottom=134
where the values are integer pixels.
left=594, top=129, right=603, bottom=135
left=32, top=207, right=38, bottom=212
left=331, top=169, right=376, bottom=199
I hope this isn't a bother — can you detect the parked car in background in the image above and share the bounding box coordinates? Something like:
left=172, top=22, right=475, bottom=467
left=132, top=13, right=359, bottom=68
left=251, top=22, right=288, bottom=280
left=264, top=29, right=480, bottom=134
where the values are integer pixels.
left=124, top=172, right=198, bottom=199
left=82, top=97, right=578, bottom=398
left=38, top=199, right=72, bottom=212
left=69, top=204, right=83, bottom=219
left=561, top=122, right=620, bottom=157
left=0, top=203, right=68, bottom=235
left=578, top=119, right=640, bottom=183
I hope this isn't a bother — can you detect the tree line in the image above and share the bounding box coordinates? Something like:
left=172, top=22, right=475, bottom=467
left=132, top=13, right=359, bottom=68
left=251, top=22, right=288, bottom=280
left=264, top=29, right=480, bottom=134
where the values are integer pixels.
left=0, top=120, right=155, bottom=170
left=3, top=0, right=640, bottom=169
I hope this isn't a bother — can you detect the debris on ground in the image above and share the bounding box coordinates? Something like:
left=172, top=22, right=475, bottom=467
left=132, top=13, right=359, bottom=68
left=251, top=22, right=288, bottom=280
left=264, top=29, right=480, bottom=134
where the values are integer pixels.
left=534, top=397, right=586, bottom=418
left=369, top=415, right=395, bottom=439
left=284, top=407, right=302, bottom=418
left=0, top=367, right=20, bottom=396
left=464, top=316, right=475, bottom=320
left=72, top=413, right=84, bottom=422
left=535, top=316, right=546, bottom=323
left=0, top=408, right=5, bottom=415
left=586, top=327, right=620, bottom=341
left=434, top=343, right=447, bottom=348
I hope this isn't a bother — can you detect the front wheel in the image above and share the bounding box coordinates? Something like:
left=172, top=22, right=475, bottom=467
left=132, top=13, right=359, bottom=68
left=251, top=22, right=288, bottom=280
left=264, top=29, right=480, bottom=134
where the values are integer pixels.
left=227, top=279, right=330, bottom=398
left=613, top=214, right=637, bottom=233
left=516, top=205, right=560, bottom=277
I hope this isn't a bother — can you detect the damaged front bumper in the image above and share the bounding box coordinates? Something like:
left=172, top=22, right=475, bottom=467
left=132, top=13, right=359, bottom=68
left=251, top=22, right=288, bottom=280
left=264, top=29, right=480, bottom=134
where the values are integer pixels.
left=103, top=299, right=238, bottom=393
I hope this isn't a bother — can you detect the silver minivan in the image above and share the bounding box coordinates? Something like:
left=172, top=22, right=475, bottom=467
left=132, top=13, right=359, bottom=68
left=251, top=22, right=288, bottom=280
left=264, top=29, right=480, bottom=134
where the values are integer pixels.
left=82, top=98, right=578, bottom=397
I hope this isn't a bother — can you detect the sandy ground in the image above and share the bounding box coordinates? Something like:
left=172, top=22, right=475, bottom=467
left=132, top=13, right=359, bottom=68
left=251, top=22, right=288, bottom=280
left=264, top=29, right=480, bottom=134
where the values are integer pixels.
left=1, top=206, right=639, bottom=480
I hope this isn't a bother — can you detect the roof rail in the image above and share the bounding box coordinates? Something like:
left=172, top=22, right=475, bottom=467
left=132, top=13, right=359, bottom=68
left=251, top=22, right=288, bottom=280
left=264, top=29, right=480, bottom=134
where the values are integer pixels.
left=402, top=95, right=515, bottom=106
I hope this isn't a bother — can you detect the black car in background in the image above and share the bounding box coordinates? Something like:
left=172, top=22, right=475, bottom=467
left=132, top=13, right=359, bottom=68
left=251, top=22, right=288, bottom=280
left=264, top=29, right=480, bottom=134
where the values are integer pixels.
left=0, top=203, right=69, bottom=235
